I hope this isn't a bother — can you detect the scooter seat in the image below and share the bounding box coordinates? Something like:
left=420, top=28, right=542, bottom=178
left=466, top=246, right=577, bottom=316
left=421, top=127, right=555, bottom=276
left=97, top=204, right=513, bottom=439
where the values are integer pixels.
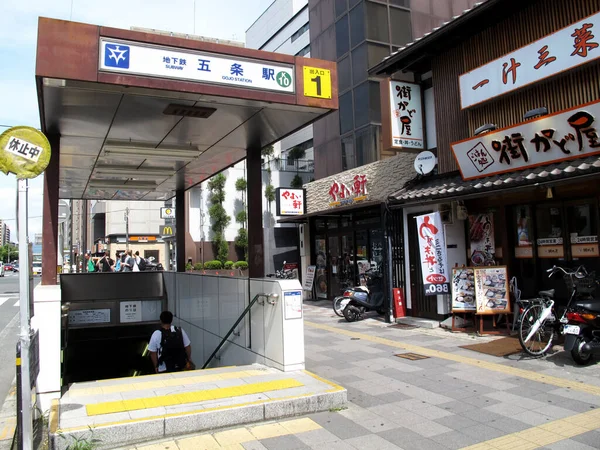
left=575, top=298, right=600, bottom=313
left=539, top=289, right=555, bottom=298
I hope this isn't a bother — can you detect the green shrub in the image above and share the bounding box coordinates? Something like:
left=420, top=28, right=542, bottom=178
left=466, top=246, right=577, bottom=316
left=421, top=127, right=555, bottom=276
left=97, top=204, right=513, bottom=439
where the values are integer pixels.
left=193, top=263, right=203, bottom=270
left=185, top=263, right=192, bottom=271
left=233, top=261, right=249, bottom=270
left=290, top=174, right=303, bottom=189
left=265, top=184, right=275, bottom=202
left=204, top=260, right=223, bottom=270
left=224, top=261, right=234, bottom=269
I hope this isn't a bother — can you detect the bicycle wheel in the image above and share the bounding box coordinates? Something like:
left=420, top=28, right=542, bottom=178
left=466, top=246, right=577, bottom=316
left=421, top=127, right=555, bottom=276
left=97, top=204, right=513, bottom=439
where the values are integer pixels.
left=518, top=304, right=555, bottom=356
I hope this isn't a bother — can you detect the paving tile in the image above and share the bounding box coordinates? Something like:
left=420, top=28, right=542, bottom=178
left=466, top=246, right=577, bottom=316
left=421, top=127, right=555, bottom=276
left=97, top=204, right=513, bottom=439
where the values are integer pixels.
left=345, top=388, right=387, bottom=409
left=294, top=428, right=341, bottom=447
left=484, top=402, right=529, bottom=417
left=258, top=434, right=310, bottom=450
left=439, top=400, right=478, bottom=415
left=242, top=441, right=269, bottom=450
left=213, top=428, right=255, bottom=446
left=177, top=434, right=221, bottom=450
left=343, top=434, right=402, bottom=449
left=435, top=414, right=480, bottom=431
left=308, top=412, right=371, bottom=440
left=249, top=423, right=289, bottom=440
left=407, top=419, right=453, bottom=438
left=460, top=407, right=506, bottom=424
left=429, top=430, right=482, bottom=450
left=460, top=423, right=506, bottom=440
left=307, top=440, right=356, bottom=450
left=571, top=430, right=600, bottom=447
left=510, top=410, right=555, bottom=426
left=373, top=391, right=411, bottom=404
left=460, top=395, right=502, bottom=409
left=136, top=441, right=179, bottom=450
left=545, top=439, right=598, bottom=450
left=531, top=405, right=580, bottom=419
left=280, top=418, right=321, bottom=434
left=485, top=417, right=532, bottom=433
left=377, top=428, right=446, bottom=450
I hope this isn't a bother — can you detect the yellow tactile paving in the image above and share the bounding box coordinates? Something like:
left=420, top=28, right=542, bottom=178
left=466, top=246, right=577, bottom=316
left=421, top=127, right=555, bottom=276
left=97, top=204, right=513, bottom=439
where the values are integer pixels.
left=68, top=369, right=269, bottom=397
left=460, top=405, right=600, bottom=449
left=213, top=427, right=255, bottom=446
left=176, top=434, right=221, bottom=450
left=248, top=422, right=289, bottom=440
left=279, top=417, right=322, bottom=434
left=86, top=378, right=304, bottom=416
left=306, top=321, right=600, bottom=397
left=136, top=440, right=179, bottom=450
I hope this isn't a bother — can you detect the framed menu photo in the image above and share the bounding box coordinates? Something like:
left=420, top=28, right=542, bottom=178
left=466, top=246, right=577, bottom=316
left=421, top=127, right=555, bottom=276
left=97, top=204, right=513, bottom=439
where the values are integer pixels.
left=451, top=267, right=476, bottom=312
left=474, top=266, right=510, bottom=315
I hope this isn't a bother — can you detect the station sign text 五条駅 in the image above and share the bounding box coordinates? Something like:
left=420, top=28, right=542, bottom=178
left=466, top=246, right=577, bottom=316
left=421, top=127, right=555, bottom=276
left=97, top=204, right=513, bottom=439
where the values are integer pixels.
left=100, top=38, right=295, bottom=94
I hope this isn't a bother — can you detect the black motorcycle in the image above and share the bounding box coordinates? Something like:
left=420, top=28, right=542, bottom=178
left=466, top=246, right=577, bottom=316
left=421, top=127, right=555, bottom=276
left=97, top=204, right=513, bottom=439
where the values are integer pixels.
left=564, top=298, right=600, bottom=365
left=342, top=271, right=386, bottom=322
left=145, top=257, right=164, bottom=272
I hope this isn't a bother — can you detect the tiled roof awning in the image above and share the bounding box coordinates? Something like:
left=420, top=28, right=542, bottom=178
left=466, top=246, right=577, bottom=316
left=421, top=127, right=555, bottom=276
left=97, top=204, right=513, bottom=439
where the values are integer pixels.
left=389, top=155, right=600, bottom=206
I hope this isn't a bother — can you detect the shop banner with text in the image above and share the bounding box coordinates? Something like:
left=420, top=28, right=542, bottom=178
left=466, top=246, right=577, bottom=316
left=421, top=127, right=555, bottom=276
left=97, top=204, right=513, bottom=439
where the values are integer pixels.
left=452, top=99, right=600, bottom=180
left=416, top=212, right=450, bottom=296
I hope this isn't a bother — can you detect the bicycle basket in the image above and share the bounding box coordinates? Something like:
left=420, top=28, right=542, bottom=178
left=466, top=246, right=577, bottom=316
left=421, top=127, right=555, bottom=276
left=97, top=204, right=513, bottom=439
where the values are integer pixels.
left=563, top=272, right=597, bottom=294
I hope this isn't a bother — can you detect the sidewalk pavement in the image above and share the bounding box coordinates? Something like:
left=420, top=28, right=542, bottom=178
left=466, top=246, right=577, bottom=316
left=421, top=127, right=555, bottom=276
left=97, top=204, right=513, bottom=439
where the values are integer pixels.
left=0, top=380, right=16, bottom=450
left=110, top=300, right=600, bottom=450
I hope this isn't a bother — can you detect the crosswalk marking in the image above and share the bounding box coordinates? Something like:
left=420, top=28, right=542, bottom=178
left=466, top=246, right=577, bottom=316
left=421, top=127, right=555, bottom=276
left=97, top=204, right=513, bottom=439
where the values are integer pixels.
left=0, top=298, right=9, bottom=306
left=13, top=300, right=19, bottom=307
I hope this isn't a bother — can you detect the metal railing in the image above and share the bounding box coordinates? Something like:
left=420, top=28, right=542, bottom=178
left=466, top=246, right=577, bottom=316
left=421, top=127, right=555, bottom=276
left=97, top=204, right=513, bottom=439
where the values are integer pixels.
left=262, top=158, right=314, bottom=173
left=201, top=292, right=278, bottom=369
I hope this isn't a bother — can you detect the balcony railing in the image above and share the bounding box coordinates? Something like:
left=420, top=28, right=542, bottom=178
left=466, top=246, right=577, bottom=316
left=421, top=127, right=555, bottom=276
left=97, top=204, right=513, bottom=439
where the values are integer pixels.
left=262, top=158, right=314, bottom=173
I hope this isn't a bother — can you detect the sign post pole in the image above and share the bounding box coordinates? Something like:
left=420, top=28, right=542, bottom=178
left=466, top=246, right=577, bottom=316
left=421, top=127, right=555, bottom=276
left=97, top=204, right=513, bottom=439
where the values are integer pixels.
left=17, top=179, right=32, bottom=450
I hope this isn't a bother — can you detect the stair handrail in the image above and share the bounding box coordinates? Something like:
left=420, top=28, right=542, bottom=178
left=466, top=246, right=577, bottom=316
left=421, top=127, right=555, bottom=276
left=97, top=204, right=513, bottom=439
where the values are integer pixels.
left=202, top=292, right=273, bottom=369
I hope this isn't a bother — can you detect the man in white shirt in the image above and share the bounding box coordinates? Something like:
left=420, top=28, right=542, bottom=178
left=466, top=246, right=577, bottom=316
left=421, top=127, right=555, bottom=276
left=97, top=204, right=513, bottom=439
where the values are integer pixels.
left=148, top=311, right=192, bottom=373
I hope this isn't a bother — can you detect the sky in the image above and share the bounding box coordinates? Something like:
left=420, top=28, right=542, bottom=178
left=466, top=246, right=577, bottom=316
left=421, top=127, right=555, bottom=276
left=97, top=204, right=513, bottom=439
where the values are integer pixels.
left=0, top=0, right=274, bottom=240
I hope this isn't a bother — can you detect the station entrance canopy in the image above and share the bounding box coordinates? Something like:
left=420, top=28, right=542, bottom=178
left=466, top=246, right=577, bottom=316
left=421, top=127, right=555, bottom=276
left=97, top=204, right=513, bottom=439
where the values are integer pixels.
left=35, top=18, right=338, bottom=201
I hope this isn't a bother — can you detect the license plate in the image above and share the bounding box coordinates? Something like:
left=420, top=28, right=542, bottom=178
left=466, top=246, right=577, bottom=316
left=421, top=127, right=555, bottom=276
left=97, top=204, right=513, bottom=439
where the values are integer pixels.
left=564, top=325, right=581, bottom=335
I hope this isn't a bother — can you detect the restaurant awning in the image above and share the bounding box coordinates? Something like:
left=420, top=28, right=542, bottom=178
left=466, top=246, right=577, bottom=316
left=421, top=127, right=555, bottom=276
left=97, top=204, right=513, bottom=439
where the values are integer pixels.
left=389, top=155, right=600, bottom=207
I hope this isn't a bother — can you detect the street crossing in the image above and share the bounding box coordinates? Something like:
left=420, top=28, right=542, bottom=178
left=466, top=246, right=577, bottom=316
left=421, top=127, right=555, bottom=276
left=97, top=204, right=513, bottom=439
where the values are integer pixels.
left=0, top=297, right=19, bottom=307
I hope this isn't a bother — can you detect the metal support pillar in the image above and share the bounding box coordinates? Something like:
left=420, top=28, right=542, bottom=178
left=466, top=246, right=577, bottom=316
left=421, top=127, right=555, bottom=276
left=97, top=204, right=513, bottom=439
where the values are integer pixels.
left=247, top=147, right=264, bottom=278
left=41, top=135, right=59, bottom=285
left=175, top=190, right=186, bottom=272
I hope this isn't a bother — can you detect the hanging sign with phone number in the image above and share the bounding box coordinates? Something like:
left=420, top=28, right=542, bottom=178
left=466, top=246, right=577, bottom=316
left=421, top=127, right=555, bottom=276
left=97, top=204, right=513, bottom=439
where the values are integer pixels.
left=303, top=66, right=332, bottom=99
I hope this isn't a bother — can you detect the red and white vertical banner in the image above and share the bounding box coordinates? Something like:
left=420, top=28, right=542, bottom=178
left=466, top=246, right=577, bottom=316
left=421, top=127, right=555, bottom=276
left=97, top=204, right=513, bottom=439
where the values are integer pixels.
left=416, top=212, right=450, bottom=296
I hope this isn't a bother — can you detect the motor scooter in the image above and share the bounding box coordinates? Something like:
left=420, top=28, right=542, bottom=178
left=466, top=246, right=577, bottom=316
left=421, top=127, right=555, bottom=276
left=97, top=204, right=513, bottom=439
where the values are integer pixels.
left=333, top=278, right=369, bottom=317
left=342, top=271, right=386, bottom=322
left=563, top=298, right=600, bottom=365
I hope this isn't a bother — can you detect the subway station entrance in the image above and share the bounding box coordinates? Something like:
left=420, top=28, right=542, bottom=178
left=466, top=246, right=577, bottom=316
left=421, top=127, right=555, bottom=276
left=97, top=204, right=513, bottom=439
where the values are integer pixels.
left=33, top=17, right=341, bottom=448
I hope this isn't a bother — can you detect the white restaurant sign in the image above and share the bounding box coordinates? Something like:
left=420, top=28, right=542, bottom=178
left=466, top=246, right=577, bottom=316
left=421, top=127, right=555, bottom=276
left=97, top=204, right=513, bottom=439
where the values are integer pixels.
left=459, top=11, right=600, bottom=109
left=276, top=188, right=305, bottom=216
left=452, top=99, right=600, bottom=180
left=389, top=81, right=423, bottom=150
left=99, top=38, right=295, bottom=93
left=416, top=212, right=450, bottom=297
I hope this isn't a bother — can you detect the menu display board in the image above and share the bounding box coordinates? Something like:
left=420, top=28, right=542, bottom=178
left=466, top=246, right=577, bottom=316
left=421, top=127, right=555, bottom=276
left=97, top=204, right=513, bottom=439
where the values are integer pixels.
left=451, top=267, right=476, bottom=312
left=474, top=266, right=510, bottom=315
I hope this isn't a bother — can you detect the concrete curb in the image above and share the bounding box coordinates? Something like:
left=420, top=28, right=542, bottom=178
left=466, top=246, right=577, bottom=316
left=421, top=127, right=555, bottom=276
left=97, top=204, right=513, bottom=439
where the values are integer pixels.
left=0, top=378, right=17, bottom=450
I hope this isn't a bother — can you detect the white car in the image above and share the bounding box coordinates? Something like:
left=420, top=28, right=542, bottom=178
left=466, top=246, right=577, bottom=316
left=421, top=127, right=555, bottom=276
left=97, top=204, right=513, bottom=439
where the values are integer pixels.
left=32, top=262, right=42, bottom=276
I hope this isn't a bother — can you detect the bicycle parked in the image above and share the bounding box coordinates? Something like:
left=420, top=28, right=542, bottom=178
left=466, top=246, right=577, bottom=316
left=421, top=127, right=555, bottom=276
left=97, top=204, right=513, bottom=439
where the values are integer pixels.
left=518, top=265, right=595, bottom=358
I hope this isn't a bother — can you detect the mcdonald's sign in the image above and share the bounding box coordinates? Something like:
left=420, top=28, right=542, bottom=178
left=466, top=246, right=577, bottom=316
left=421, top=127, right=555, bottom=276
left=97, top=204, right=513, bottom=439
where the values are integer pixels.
left=160, top=225, right=174, bottom=236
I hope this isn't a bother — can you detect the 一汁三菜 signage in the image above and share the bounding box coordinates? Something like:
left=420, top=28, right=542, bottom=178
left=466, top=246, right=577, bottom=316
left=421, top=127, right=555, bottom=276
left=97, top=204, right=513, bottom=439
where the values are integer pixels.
left=416, top=212, right=450, bottom=296
left=389, top=81, right=423, bottom=150
left=459, top=11, right=600, bottom=109
left=276, top=188, right=306, bottom=216
left=100, top=38, right=295, bottom=94
left=452, top=99, right=600, bottom=181
left=328, top=175, right=368, bottom=208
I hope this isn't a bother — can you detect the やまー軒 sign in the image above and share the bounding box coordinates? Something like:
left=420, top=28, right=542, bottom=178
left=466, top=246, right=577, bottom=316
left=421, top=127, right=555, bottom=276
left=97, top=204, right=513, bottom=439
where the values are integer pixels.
left=328, top=175, right=368, bottom=208
left=459, top=11, right=600, bottom=109
left=416, top=212, right=450, bottom=296
left=452, top=99, right=600, bottom=180
left=0, top=127, right=51, bottom=179
left=276, top=188, right=305, bottom=216
left=100, top=38, right=295, bottom=93
left=389, top=81, right=423, bottom=150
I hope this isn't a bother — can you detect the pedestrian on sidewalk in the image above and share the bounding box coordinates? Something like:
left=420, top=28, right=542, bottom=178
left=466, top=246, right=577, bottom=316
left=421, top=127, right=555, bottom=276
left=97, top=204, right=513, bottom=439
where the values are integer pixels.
left=148, top=311, right=193, bottom=373
left=122, top=250, right=135, bottom=272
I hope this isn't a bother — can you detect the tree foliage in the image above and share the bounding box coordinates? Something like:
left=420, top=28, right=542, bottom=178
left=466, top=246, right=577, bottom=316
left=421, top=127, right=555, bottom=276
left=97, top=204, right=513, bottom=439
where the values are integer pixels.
left=288, top=146, right=306, bottom=161
left=265, top=184, right=276, bottom=203
left=207, top=173, right=230, bottom=264
left=0, top=244, right=18, bottom=263
left=235, top=178, right=247, bottom=192
left=290, top=174, right=303, bottom=189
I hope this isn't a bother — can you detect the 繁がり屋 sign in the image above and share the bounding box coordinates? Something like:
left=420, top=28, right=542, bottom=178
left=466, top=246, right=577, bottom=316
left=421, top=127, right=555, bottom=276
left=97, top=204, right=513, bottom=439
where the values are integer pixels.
left=451, top=99, right=600, bottom=180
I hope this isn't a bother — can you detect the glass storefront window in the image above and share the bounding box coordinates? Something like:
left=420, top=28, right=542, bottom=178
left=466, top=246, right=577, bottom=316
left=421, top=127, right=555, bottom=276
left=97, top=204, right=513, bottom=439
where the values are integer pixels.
left=535, top=205, right=565, bottom=259
left=315, top=237, right=328, bottom=299
left=370, top=228, right=384, bottom=269
left=567, top=203, right=599, bottom=259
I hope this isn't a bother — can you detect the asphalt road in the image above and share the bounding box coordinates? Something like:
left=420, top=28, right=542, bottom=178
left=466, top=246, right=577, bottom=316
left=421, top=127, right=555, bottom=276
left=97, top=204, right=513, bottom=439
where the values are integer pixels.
left=0, top=272, right=36, bottom=405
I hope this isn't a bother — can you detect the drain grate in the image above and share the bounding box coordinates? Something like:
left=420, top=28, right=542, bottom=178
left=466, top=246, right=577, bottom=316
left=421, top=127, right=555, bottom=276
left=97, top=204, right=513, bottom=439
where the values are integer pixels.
left=394, top=353, right=430, bottom=361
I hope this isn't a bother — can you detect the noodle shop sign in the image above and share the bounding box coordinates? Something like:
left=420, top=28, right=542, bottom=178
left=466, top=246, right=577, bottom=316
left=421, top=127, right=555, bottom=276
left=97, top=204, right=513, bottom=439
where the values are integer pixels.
left=328, top=175, right=368, bottom=208
left=452, top=99, right=600, bottom=181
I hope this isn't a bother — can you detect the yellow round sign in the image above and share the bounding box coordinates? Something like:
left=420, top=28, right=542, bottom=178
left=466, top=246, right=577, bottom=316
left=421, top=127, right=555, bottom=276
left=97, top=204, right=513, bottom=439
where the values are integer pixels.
left=0, top=126, right=51, bottom=179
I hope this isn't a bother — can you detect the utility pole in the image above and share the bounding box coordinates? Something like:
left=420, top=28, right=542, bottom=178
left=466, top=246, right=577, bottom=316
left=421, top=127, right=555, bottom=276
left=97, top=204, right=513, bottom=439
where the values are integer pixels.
left=125, top=207, right=130, bottom=251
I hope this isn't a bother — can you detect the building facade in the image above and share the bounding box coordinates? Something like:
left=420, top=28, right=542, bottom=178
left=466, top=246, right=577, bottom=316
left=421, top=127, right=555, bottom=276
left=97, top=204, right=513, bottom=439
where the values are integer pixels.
left=372, top=0, right=600, bottom=319
left=309, top=0, right=481, bottom=179
left=0, top=220, right=10, bottom=247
